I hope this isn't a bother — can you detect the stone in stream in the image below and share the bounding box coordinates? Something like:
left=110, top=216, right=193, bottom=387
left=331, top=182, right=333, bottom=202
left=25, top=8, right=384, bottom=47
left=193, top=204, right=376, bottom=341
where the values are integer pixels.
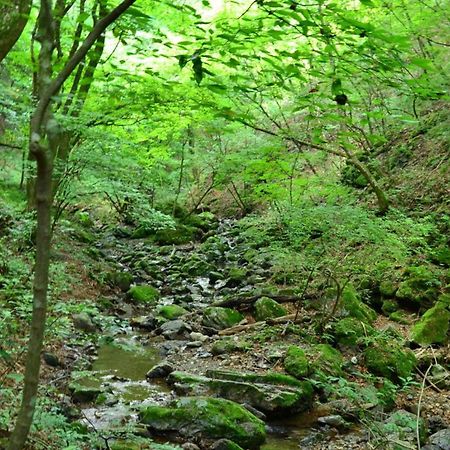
left=127, top=284, right=160, bottom=304
left=140, top=396, right=266, bottom=449
left=68, top=382, right=103, bottom=403
left=167, top=370, right=313, bottom=415
left=158, top=319, right=192, bottom=340
left=157, top=304, right=188, bottom=320
left=202, top=307, right=244, bottom=331
left=146, top=362, right=174, bottom=379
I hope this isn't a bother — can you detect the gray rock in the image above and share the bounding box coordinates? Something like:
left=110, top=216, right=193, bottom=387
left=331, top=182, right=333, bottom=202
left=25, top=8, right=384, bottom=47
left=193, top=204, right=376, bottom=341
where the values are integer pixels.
left=429, top=429, right=450, bottom=450
left=146, top=362, right=174, bottom=379
left=72, top=313, right=97, bottom=332
left=182, top=444, right=201, bottom=450
left=159, top=319, right=192, bottom=340
left=317, top=414, right=348, bottom=428
left=422, top=446, right=442, bottom=450
left=42, top=352, right=59, bottom=367
left=190, top=331, right=209, bottom=342
left=211, top=439, right=244, bottom=450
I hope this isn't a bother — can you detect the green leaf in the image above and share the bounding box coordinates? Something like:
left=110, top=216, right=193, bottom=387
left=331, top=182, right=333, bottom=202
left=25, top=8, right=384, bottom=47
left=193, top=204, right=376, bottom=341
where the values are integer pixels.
left=331, top=78, right=342, bottom=95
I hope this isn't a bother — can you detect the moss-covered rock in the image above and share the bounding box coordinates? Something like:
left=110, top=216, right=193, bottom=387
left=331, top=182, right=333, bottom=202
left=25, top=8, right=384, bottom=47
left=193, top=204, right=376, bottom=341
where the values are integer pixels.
left=284, top=346, right=309, bottom=379
left=389, top=311, right=411, bottom=325
left=106, top=271, right=134, bottom=292
left=341, top=284, right=377, bottom=324
left=332, top=317, right=373, bottom=346
left=411, top=303, right=450, bottom=346
left=140, top=397, right=266, bottom=449
left=202, top=307, right=244, bottom=330
left=211, top=338, right=250, bottom=355
left=310, top=344, right=344, bottom=379
left=228, top=267, right=248, bottom=283
left=379, top=280, right=398, bottom=298
left=382, top=300, right=399, bottom=316
left=167, top=370, right=313, bottom=415
left=211, top=439, right=244, bottom=450
left=364, top=343, right=416, bottom=382
left=128, top=285, right=160, bottom=304
left=157, top=305, right=187, bottom=320
left=253, top=297, right=287, bottom=322
left=69, top=382, right=103, bottom=403
left=153, top=225, right=198, bottom=245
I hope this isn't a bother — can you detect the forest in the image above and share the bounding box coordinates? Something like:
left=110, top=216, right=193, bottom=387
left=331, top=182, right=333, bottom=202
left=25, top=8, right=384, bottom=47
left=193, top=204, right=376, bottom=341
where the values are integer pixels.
left=0, top=0, right=449, bottom=449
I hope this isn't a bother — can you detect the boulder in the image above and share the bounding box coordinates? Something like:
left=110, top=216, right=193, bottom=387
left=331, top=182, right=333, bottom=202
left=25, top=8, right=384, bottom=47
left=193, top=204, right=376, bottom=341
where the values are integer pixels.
left=310, top=344, right=344, bottom=379
left=146, top=362, right=174, bottom=379
left=202, top=307, right=244, bottom=331
left=159, top=319, right=192, bottom=340
left=128, top=285, right=160, bottom=304
left=253, top=297, right=287, bottom=322
left=341, top=285, right=377, bottom=324
left=428, top=428, right=450, bottom=450
left=140, top=397, right=266, bottom=449
left=105, top=271, right=133, bottom=292
left=69, top=382, right=103, bottom=403
left=364, top=343, right=416, bottom=382
left=411, top=303, right=450, bottom=346
left=157, top=304, right=188, bottom=320
left=284, top=346, right=309, bottom=379
left=211, top=338, right=249, bottom=355
left=167, top=370, right=313, bottom=416
left=332, top=317, right=373, bottom=346
left=72, top=312, right=97, bottom=333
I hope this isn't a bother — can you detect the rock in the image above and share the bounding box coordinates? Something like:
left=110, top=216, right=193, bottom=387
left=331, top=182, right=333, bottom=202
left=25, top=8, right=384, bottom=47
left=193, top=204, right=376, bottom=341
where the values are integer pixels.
left=389, top=311, right=411, bottom=324
left=310, top=344, right=344, bottom=379
left=105, top=271, right=133, bottom=292
left=411, top=303, right=450, bottom=346
left=253, top=297, right=287, bottom=322
left=429, top=364, right=450, bottom=389
left=153, top=225, right=197, bottom=245
left=341, top=284, right=377, bottom=324
left=157, top=304, right=188, bottom=320
left=182, top=444, right=201, bottom=450
left=380, top=280, right=398, bottom=297
left=284, top=346, right=309, bottom=378
left=202, top=307, right=244, bottom=331
left=381, top=300, right=399, bottom=315
left=140, top=397, right=266, bottom=449
left=159, top=319, right=192, bottom=340
left=227, top=267, right=248, bottom=286
left=168, top=370, right=313, bottom=415
left=69, top=382, right=103, bottom=403
left=332, top=317, right=373, bottom=346
left=190, top=332, right=209, bottom=342
left=129, top=314, right=159, bottom=331
left=146, top=362, right=174, bottom=379
left=379, top=409, right=427, bottom=447
left=127, top=285, right=160, bottom=304
left=364, top=342, right=416, bottom=382
left=42, top=352, right=59, bottom=367
left=72, top=313, right=97, bottom=332
left=211, top=338, right=249, bottom=355
left=429, top=428, right=450, bottom=450
left=211, top=439, right=244, bottom=450
left=317, top=415, right=348, bottom=429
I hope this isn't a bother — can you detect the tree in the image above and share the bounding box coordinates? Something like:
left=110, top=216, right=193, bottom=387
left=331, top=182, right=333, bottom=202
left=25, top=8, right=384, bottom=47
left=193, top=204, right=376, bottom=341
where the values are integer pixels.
left=0, top=0, right=32, bottom=64
left=6, top=1, right=136, bottom=448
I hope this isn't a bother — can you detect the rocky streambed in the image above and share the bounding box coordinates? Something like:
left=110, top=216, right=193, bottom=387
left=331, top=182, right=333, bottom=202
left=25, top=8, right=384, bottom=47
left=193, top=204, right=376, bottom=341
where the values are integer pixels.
left=63, top=220, right=450, bottom=450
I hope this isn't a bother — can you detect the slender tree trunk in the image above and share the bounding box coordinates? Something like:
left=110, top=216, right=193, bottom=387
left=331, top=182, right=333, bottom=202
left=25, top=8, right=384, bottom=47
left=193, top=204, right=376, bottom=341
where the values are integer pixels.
left=8, top=0, right=136, bottom=447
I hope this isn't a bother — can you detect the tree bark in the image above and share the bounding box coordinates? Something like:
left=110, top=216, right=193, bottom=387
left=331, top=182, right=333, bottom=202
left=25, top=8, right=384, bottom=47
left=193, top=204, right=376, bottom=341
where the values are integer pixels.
left=7, top=0, right=136, bottom=448
left=0, top=0, right=32, bottom=63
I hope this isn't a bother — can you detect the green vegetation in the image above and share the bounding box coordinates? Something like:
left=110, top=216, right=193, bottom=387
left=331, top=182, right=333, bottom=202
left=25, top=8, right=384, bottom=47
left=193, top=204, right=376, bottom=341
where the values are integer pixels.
left=0, top=0, right=449, bottom=448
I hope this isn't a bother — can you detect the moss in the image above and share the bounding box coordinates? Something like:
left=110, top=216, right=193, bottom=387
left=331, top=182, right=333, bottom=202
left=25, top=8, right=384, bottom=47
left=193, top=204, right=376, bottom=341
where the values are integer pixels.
left=253, top=297, right=287, bottom=322
left=284, top=346, right=310, bottom=379
left=389, top=311, right=411, bottom=325
left=411, top=303, right=450, bottom=346
left=68, top=382, right=103, bottom=403
left=341, top=284, right=377, bottom=324
left=211, top=338, right=250, bottom=355
left=364, top=343, right=416, bottom=383
left=140, top=397, right=266, bottom=449
left=157, top=305, right=187, bottom=320
left=202, top=307, right=244, bottom=330
left=333, top=317, right=373, bottom=346
left=381, top=300, right=399, bottom=316
left=379, top=280, right=398, bottom=297
left=153, top=225, right=197, bottom=245
left=396, top=265, right=441, bottom=305
left=310, top=344, right=344, bottom=379
left=228, top=267, right=248, bottom=282
left=128, top=285, right=160, bottom=304
left=105, top=271, right=134, bottom=292
left=380, top=410, right=427, bottom=446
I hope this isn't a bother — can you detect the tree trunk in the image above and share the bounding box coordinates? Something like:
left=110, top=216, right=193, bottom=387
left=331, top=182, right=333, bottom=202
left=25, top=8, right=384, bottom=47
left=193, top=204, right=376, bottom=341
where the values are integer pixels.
left=8, top=0, right=136, bottom=447
left=0, top=0, right=32, bottom=63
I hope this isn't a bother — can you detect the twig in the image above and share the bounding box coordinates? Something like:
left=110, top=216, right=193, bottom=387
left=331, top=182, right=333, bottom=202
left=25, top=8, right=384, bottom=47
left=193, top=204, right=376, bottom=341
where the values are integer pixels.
left=417, top=364, right=433, bottom=450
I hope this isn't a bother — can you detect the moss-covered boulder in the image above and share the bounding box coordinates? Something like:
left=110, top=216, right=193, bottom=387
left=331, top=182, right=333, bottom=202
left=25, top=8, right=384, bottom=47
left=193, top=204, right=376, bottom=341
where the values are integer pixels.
left=396, top=265, right=441, bottom=306
left=157, top=305, right=187, bottom=320
left=211, top=439, right=244, bottom=450
left=332, top=317, right=373, bottom=346
left=212, top=338, right=250, bottom=355
left=379, top=280, right=398, bottom=298
left=167, top=370, right=313, bottom=415
left=228, top=267, right=248, bottom=285
left=128, top=285, right=160, bottom=304
left=68, top=382, right=103, bottom=403
left=203, top=307, right=244, bottom=331
left=382, top=300, right=399, bottom=316
left=310, top=344, right=344, bottom=379
left=106, top=271, right=134, bottom=292
left=153, top=225, right=197, bottom=245
left=364, top=343, right=416, bottom=382
left=411, top=303, right=450, bottom=346
left=284, top=346, right=309, bottom=379
left=341, top=284, right=377, bottom=324
left=140, top=397, right=266, bottom=449
left=389, top=311, right=411, bottom=325
left=253, top=297, right=287, bottom=322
